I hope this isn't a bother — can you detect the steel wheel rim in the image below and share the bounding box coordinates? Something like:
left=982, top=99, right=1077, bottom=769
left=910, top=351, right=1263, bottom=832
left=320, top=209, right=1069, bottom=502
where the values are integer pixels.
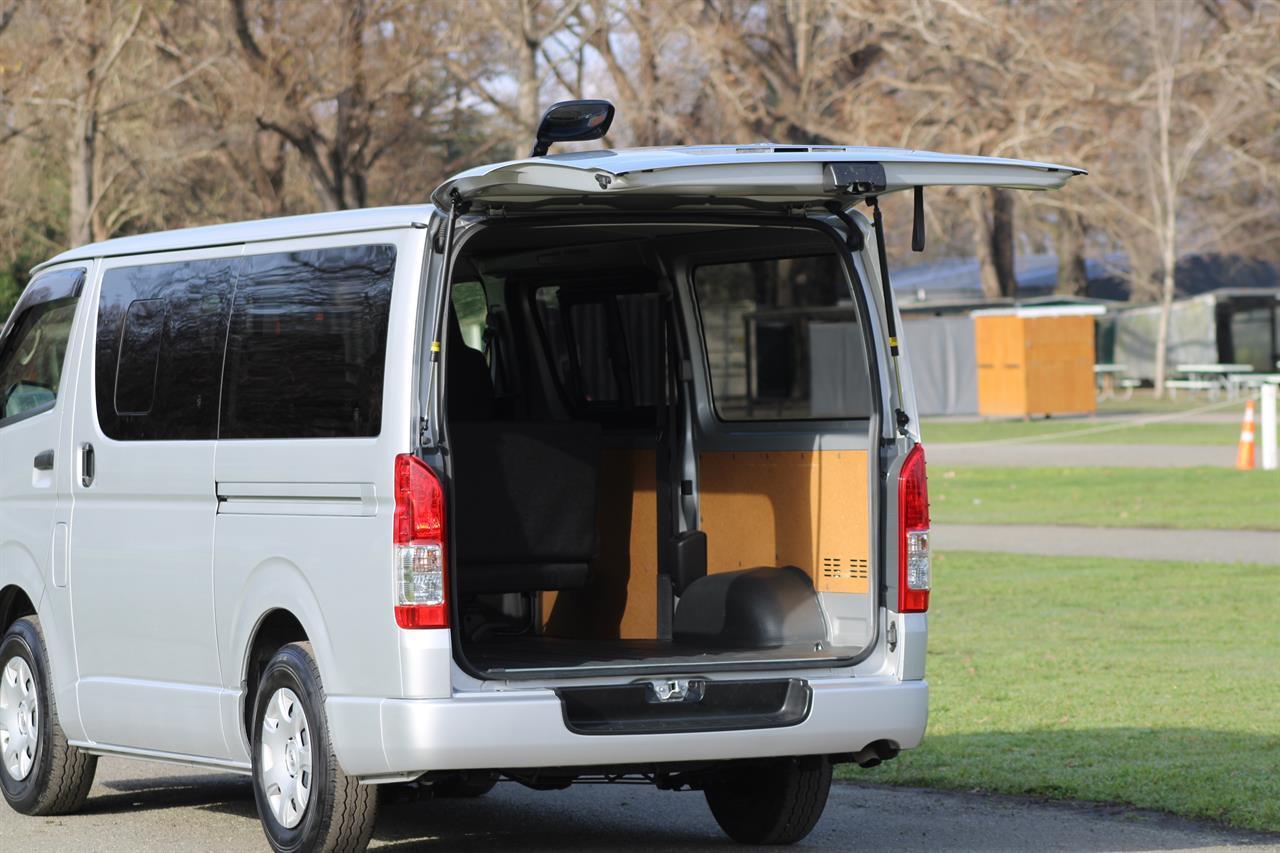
left=259, top=687, right=313, bottom=829
left=0, top=655, right=39, bottom=781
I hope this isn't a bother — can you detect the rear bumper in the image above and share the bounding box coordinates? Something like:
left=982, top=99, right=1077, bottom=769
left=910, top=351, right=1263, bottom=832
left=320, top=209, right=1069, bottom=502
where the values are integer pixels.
left=327, top=676, right=927, bottom=779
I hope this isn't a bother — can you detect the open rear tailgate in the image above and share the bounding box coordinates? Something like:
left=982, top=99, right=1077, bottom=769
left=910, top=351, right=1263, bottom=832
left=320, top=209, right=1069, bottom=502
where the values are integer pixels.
left=432, top=145, right=1085, bottom=210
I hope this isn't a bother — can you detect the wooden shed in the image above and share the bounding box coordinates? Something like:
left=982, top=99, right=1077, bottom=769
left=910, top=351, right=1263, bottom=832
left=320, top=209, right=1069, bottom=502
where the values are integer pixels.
left=973, top=306, right=1101, bottom=417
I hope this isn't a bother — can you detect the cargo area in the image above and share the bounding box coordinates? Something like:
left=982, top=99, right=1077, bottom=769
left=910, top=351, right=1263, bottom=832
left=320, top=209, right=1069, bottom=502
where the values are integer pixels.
left=441, top=218, right=883, bottom=678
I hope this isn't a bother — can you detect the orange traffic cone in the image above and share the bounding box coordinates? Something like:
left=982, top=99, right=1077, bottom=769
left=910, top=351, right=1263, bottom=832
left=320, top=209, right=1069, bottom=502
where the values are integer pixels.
left=1236, top=399, right=1257, bottom=470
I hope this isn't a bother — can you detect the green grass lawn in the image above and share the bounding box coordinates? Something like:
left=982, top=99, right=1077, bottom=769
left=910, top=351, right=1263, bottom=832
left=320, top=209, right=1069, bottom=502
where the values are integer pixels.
left=922, top=418, right=1238, bottom=446
left=1096, top=390, right=1239, bottom=416
left=928, top=466, right=1280, bottom=530
left=839, top=551, right=1280, bottom=832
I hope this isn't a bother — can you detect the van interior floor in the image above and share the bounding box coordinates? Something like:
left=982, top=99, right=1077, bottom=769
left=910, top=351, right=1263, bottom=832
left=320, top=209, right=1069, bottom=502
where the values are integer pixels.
left=464, top=636, right=854, bottom=676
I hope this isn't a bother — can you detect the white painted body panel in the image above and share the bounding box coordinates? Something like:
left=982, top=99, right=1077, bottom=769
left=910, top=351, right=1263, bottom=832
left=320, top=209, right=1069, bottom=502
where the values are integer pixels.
left=67, top=247, right=237, bottom=759
left=0, top=263, right=93, bottom=741
left=211, top=228, right=429, bottom=763
left=329, top=676, right=928, bottom=777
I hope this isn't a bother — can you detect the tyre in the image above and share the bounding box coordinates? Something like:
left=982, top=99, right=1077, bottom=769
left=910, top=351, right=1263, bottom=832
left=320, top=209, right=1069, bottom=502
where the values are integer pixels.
left=433, top=771, right=499, bottom=798
left=251, top=642, right=377, bottom=853
left=704, top=755, right=832, bottom=845
left=0, top=615, right=97, bottom=815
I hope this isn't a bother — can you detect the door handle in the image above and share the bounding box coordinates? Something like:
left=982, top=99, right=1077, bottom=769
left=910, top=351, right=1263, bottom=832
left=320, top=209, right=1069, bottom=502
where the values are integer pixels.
left=33, top=449, right=54, bottom=471
left=80, top=442, right=95, bottom=487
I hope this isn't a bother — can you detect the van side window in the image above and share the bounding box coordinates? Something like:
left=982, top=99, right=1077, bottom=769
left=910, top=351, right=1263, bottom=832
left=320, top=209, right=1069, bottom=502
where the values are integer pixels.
left=0, top=301, right=79, bottom=425
left=114, top=299, right=166, bottom=414
left=219, top=244, right=395, bottom=439
left=451, top=281, right=488, bottom=354
left=0, top=267, right=85, bottom=426
left=96, top=259, right=237, bottom=440
left=692, top=254, right=871, bottom=421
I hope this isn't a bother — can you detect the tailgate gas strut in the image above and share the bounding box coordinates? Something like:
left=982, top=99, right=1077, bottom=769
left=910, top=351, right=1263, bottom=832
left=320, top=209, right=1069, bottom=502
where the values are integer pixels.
left=866, top=195, right=911, bottom=435
left=422, top=189, right=470, bottom=450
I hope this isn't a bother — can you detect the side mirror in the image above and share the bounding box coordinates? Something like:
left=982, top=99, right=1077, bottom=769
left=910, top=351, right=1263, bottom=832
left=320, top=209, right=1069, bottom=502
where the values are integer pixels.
left=530, top=99, right=615, bottom=158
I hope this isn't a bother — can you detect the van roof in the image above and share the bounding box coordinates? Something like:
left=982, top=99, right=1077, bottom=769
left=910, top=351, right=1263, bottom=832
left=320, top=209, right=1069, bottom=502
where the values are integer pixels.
left=32, top=203, right=439, bottom=274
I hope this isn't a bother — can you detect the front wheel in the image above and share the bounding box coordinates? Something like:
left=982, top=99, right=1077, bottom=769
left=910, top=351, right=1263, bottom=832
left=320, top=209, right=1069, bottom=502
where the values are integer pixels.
left=0, top=616, right=97, bottom=815
left=704, top=755, right=832, bottom=845
left=251, top=642, right=377, bottom=853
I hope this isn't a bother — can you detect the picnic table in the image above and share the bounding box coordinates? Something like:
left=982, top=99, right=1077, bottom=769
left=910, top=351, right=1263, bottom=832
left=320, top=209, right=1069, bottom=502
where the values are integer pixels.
left=1167, top=363, right=1254, bottom=399
left=1093, top=364, right=1134, bottom=400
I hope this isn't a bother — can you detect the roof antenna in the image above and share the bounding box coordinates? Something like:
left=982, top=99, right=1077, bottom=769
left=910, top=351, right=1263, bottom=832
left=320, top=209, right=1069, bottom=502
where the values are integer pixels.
left=530, top=100, right=616, bottom=158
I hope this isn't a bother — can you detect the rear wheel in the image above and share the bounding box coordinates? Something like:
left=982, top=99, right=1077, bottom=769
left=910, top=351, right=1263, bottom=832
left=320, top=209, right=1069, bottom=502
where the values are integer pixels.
left=251, top=642, right=377, bottom=853
left=703, top=755, right=832, bottom=845
left=0, top=616, right=97, bottom=815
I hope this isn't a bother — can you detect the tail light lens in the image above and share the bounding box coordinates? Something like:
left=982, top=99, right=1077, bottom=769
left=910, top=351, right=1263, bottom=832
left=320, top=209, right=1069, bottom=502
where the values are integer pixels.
left=897, top=444, right=930, bottom=613
left=393, top=454, right=448, bottom=628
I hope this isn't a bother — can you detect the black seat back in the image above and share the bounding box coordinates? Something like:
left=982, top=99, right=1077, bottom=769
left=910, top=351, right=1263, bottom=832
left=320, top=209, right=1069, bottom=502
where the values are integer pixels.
left=450, top=420, right=602, bottom=595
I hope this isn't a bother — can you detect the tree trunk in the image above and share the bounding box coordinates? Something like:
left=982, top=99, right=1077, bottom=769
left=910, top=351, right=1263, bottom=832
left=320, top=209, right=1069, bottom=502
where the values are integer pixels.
left=1152, top=240, right=1177, bottom=398
left=1053, top=210, right=1088, bottom=296
left=990, top=188, right=1016, bottom=297
left=518, top=29, right=540, bottom=145
left=67, top=6, right=103, bottom=248
left=972, top=189, right=1017, bottom=299
left=67, top=105, right=97, bottom=247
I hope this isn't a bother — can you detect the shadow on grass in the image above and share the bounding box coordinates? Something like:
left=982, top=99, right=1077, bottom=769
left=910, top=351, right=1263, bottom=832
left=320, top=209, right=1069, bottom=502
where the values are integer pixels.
left=859, top=727, right=1280, bottom=836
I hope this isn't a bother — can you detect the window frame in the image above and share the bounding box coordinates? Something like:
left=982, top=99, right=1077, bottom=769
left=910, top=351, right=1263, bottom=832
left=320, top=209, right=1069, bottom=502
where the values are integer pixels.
left=0, top=266, right=86, bottom=429
left=689, top=251, right=871, bottom=424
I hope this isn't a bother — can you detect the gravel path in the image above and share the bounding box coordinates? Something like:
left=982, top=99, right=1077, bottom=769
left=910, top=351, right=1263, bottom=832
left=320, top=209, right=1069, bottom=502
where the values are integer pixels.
left=2, top=759, right=1276, bottom=852
left=933, top=523, right=1280, bottom=564
left=928, top=442, right=1235, bottom=468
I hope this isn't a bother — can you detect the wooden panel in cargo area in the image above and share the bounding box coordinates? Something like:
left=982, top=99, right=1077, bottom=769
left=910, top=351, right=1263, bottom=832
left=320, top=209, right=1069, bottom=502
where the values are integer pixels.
left=542, top=449, right=658, bottom=640
left=698, top=451, right=869, bottom=594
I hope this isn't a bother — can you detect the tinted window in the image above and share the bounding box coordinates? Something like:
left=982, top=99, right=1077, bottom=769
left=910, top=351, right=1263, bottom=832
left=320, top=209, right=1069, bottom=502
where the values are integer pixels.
left=692, top=254, right=871, bottom=421
left=114, top=299, right=166, bottom=414
left=96, top=259, right=236, bottom=440
left=220, top=245, right=395, bottom=439
left=0, top=300, right=78, bottom=424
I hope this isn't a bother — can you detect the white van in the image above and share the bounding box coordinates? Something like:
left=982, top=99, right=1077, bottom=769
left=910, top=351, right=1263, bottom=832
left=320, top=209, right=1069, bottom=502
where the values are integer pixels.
left=0, top=102, right=1081, bottom=851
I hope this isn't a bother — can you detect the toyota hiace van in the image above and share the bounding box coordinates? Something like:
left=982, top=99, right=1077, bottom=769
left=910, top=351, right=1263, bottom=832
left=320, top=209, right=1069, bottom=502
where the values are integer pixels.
left=0, top=101, right=1082, bottom=851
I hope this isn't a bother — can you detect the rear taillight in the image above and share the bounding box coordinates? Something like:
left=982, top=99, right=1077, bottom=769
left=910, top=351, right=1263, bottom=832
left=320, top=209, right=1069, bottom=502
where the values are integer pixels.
left=393, top=454, right=448, bottom=628
left=897, top=444, right=930, bottom=613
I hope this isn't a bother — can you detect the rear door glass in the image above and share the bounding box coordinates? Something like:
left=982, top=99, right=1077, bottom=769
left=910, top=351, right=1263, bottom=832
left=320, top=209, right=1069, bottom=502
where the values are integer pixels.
left=692, top=254, right=871, bottom=421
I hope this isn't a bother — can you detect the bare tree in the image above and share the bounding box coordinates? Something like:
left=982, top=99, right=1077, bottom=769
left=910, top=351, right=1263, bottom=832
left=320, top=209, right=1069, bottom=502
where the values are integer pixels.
left=1085, top=0, right=1280, bottom=392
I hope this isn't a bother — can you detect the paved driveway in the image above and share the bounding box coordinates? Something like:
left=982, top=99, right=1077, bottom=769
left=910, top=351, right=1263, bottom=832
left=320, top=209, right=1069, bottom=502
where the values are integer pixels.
left=2, top=759, right=1275, bottom=852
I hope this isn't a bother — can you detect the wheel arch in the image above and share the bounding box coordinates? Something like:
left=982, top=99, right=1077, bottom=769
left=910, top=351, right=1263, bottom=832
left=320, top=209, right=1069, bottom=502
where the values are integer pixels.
left=0, top=584, right=38, bottom=634
left=239, top=607, right=312, bottom=745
